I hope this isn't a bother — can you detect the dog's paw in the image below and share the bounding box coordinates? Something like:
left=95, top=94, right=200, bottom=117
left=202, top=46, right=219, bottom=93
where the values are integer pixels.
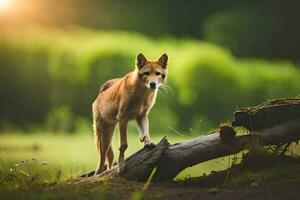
left=144, top=142, right=156, bottom=148
left=94, top=169, right=102, bottom=176
left=118, top=161, right=126, bottom=174
left=94, top=164, right=107, bottom=176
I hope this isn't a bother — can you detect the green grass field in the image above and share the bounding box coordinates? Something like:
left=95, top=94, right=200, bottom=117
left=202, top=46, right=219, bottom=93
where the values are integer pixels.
left=0, top=130, right=237, bottom=187
left=1, top=131, right=300, bottom=200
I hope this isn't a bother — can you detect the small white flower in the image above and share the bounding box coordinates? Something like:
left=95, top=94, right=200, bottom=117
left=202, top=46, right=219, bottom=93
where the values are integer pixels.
left=9, top=168, right=13, bottom=172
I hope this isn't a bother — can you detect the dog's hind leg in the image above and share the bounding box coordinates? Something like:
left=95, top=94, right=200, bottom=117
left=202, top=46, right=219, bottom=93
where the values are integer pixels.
left=94, top=120, right=116, bottom=175
left=107, top=145, right=114, bottom=169
left=118, top=120, right=128, bottom=173
left=93, top=106, right=116, bottom=175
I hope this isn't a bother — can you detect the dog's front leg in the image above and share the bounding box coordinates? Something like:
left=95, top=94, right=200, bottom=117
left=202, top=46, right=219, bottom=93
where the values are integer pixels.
left=118, top=119, right=128, bottom=173
left=136, top=115, right=154, bottom=147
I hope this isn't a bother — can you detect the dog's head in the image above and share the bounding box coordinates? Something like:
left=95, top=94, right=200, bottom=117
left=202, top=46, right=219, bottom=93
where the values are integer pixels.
left=136, top=53, right=168, bottom=90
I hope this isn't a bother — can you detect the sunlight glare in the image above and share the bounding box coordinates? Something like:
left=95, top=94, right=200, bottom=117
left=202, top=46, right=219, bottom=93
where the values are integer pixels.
left=0, top=0, right=13, bottom=11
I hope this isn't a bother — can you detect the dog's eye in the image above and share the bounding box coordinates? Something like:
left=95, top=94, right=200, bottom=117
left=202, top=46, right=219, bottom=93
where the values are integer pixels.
left=162, top=74, right=166, bottom=79
left=155, top=72, right=161, bottom=76
left=143, top=72, right=150, bottom=76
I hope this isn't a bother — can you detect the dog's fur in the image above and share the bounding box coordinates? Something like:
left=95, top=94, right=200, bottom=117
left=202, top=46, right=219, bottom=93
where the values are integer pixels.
left=92, top=53, right=168, bottom=174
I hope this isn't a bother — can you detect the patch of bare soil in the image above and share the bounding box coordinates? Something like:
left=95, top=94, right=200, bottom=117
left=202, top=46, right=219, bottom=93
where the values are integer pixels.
left=143, top=180, right=300, bottom=200
left=94, top=150, right=300, bottom=200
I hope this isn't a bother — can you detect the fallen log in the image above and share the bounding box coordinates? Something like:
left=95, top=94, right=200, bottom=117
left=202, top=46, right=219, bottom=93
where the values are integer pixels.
left=74, top=138, right=169, bottom=185
left=76, top=99, right=300, bottom=184
left=155, top=119, right=300, bottom=181
left=75, top=118, right=300, bottom=184
left=232, top=98, right=300, bottom=131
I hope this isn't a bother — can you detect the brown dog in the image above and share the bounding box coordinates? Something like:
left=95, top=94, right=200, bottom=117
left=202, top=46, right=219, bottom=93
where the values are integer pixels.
left=92, top=53, right=168, bottom=175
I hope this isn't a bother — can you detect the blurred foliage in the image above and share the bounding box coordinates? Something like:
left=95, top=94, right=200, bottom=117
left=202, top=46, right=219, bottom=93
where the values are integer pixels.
left=0, top=28, right=299, bottom=134
left=1, top=0, right=299, bottom=61
left=203, top=7, right=275, bottom=57
left=202, top=1, right=300, bottom=61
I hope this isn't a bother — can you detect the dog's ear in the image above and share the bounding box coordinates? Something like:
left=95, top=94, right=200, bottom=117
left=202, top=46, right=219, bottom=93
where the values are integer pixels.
left=136, top=53, right=147, bottom=69
left=158, top=53, right=168, bottom=69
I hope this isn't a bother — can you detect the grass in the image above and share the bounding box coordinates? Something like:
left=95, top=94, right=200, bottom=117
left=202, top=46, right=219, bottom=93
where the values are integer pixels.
left=2, top=146, right=300, bottom=200
left=1, top=132, right=300, bottom=199
left=184, top=149, right=300, bottom=188
left=0, top=131, right=236, bottom=188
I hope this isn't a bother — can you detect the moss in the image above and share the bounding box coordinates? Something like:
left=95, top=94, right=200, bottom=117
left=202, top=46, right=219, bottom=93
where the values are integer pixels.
left=186, top=149, right=300, bottom=188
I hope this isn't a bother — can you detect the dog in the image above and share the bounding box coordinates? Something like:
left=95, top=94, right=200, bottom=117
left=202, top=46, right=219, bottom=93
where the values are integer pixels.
left=92, top=53, right=168, bottom=174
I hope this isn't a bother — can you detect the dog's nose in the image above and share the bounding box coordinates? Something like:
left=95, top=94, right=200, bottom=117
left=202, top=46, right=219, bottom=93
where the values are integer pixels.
left=149, top=82, right=157, bottom=89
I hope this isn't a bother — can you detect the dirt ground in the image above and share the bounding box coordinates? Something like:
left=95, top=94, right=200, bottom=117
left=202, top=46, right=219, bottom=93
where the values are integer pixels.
left=82, top=150, right=300, bottom=200
left=1, top=150, right=300, bottom=200
left=57, top=176, right=300, bottom=200
left=144, top=179, right=300, bottom=200
left=1, top=171, right=300, bottom=200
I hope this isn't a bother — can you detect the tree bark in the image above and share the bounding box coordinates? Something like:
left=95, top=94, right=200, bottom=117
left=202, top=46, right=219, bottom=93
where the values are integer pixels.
left=75, top=118, right=300, bottom=184
left=74, top=138, right=169, bottom=185
left=74, top=99, right=300, bottom=184
left=232, top=98, right=300, bottom=131
left=155, top=119, right=300, bottom=180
